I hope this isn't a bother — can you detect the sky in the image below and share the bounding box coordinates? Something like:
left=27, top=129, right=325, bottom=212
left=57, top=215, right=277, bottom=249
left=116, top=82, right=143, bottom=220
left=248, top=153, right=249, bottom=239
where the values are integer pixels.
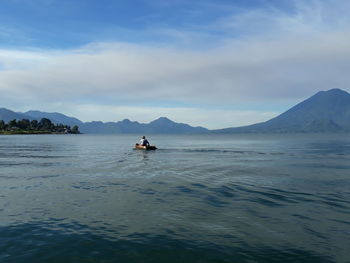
left=1, top=0, right=350, bottom=129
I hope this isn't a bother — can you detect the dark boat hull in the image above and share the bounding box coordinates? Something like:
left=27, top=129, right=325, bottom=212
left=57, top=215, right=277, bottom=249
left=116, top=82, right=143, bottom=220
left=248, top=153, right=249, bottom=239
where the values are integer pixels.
left=134, top=145, right=157, bottom=150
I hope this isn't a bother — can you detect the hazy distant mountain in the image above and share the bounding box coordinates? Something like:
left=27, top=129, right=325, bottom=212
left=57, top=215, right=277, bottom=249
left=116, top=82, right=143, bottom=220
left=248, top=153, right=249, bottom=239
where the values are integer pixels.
left=0, top=108, right=82, bottom=127
left=25, top=110, right=82, bottom=126
left=215, top=89, right=350, bottom=133
left=23, top=111, right=208, bottom=134
left=144, top=117, right=208, bottom=134
left=3, top=88, right=350, bottom=134
left=80, top=117, right=208, bottom=134
left=0, top=108, right=208, bottom=134
left=0, top=108, right=33, bottom=122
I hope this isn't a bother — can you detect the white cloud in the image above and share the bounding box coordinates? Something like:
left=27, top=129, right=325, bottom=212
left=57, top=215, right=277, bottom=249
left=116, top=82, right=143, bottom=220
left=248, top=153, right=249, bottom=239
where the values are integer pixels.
left=216, top=0, right=350, bottom=37
left=1, top=31, right=349, bottom=102
left=0, top=49, right=52, bottom=70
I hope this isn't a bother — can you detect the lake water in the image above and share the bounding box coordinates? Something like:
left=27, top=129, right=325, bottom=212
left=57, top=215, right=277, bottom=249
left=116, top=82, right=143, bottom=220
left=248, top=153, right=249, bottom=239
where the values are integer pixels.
left=0, top=134, right=349, bottom=263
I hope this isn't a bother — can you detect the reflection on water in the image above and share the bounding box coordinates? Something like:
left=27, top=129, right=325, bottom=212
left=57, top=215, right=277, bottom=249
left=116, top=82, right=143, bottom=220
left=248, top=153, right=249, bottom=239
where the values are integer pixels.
left=0, top=134, right=350, bottom=262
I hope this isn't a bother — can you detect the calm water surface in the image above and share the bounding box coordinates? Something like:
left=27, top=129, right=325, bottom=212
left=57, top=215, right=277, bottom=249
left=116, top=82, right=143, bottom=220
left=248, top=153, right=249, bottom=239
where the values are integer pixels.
left=0, top=134, right=349, bottom=263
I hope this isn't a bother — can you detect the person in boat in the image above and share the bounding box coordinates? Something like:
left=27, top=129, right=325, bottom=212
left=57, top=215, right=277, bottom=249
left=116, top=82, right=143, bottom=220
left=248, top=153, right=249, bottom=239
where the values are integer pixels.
left=139, top=136, right=150, bottom=147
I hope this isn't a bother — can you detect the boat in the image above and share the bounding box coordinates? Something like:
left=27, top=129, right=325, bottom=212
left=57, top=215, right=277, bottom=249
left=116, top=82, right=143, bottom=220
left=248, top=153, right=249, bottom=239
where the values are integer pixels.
left=134, top=144, right=157, bottom=150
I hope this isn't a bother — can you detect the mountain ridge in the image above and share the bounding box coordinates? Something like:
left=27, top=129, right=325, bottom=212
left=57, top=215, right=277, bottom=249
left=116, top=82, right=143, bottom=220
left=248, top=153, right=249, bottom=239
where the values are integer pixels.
left=1, top=88, right=350, bottom=133
left=214, top=88, right=350, bottom=133
left=0, top=109, right=208, bottom=134
left=25, top=110, right=83, bottom=126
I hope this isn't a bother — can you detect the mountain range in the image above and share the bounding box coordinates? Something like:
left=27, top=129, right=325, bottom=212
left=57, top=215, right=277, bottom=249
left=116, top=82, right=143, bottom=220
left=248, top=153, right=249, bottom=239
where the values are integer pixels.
left=214, top=88, right=350, bottom=133
left=0, top=109, right=208, bottom=134
left=1, top=88, right=350, bottom=133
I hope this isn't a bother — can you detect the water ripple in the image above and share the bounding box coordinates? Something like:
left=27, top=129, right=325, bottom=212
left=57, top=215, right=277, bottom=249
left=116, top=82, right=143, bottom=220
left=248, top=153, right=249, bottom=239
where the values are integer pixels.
left=0, top=134, right=349, bottom=262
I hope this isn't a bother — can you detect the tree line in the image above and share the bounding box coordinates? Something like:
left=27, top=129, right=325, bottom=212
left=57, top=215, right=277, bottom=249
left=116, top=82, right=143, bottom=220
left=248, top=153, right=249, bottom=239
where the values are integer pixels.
left=0, top=118, right=80, bottom=134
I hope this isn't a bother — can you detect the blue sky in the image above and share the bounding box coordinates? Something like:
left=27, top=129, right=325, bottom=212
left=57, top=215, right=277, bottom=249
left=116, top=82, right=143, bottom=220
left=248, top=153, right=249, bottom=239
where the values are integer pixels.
left=0, top=0, right=294, bottom=48
left=1, top=0, right=350, bottom=128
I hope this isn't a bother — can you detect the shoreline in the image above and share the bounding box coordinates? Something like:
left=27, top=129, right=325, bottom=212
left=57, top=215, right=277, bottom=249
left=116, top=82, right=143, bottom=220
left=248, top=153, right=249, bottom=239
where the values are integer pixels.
left=0, top=131, right=80, bottom=135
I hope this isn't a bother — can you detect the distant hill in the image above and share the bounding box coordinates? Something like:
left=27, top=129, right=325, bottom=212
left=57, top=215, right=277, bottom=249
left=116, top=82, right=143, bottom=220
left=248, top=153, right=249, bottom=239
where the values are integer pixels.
left=144, top=117, right=208, bottom=134
left=3, top=88, right=350, bottom=134
left=0, top=108, right=34, bottom=122
left=80, top=117, right=209, bottom=134
left=0, top=108, right=81, bottom=127
left=214, top=89, right=350, bottom=133
left=25, top=110, right=82, bottom=127
left=0, top=109, right=208, bottom=134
